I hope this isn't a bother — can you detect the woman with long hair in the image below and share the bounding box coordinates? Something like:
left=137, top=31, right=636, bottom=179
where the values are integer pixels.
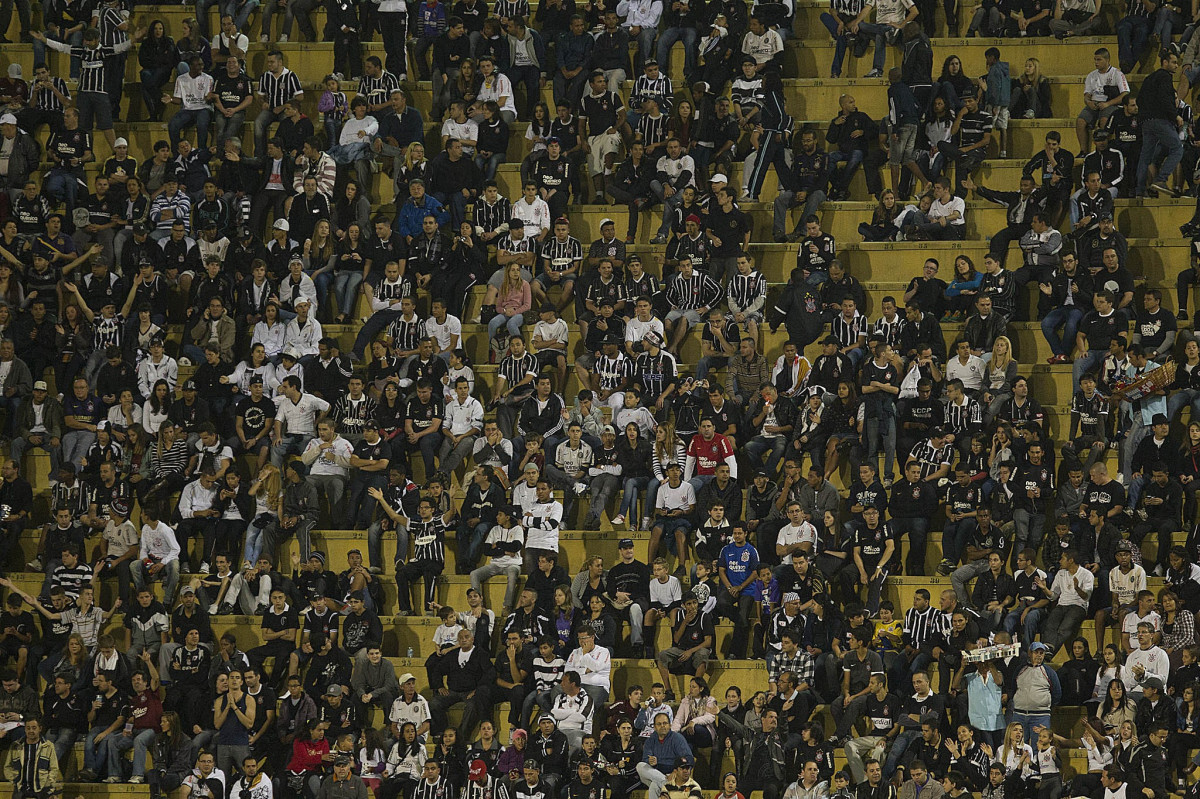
left=375, top=380, right=408, bottom=464
left=332, top=180, right=371, bottom=241
left=666, top=99, right=695, bottom=150
left=107, top=389, right=142, bottom=443
left=138, top=20, right=176, bottom=121
left=1171, top=683, right=1200, bottom=783
left=1059, top=638, right=1100, bottom=705
left=475, top=101, right=509, bottom=181
left=173, top=18, right=212, bottom=73
left=1041, top=716, right=1112, bottom=797
left=551, top=585, right=576, bottom=656
left=468, top=720, right=502, bottom=773
left=144, top=422, right=190, bottom=501
left=983, top=335, right=1019, bottom=423
left=1180, top=421, right=1200, bottom=526
left=936, top=55, right=973, bottom=110
left=252, top=301, right=287, bottom=363
left=359, top=727, right=389, bottom=793
left=647, top=421, right=686, bottom=532
left=944, top=254, right=982, bottom=321
left=490, top=262, right=531, bottom=343
left=367, top=340, right=402, bottom=398
left=126, top=302, right=165, bottom=360
left=996, top=722, right=1034, bottom=797
left=121, top=423, right=152, bottom=503
left=380, top=721, right=426, bottom=799
left=1097, top=674, right=1137, bottom=734
left=54, top=302, right=93, bottom=391
left=859, top=189, right=901, bottom=242
left=395, top=141, right=429, bottom=200
left=615, top=422, right=652, bottom=529
left=1088, top=644, right=1128, bottom=712
left=1012, top=58, right=1052, bottom=119
left=451, top=59, right=481, bottom=107
left=149, top=712, right=194, bottom=799
left=141, top=379, right=172, bottom=437
left=38, top=632, right=88, bottom=686
left=328, top=221, right=368, bottom=324
left=0, top=262, right=24, bottom=309
left=1171, top=340, right=1200, bottom=425
left=288, top=719, right=331, bottom=797
left=303, top=219, right=338, bottom=320
left=243, top=464, right=283, bottom=564
left=1160, top=589, right=1196, bottom=666
left=521, top=102, right=553, bottom=185
left=224, top=343, right=278, bottom=396
left=821, top=380, right=861, bottom=479
left=673, top=676, right=720, bottom=754
left=1114, top=720, right=1138, bottom=771
left=574, top=594, right=617, bottom=651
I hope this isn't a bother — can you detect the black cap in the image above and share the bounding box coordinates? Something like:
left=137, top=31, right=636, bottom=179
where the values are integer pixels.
left=249, top=375, right=265, bottom=385
left=182, top=379, right=197, bottom=390
left=238, top=225, right=253, bottom=238
left=618, top=538, right=635, bottom=549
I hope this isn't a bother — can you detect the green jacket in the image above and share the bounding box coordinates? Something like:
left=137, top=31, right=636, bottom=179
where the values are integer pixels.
left=14, top=395, right=64, bottom=440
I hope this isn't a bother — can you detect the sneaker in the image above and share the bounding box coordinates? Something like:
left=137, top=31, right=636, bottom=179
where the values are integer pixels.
left=1151, top=182, right=1178, bottom=197
left=1024, top=109, right=1035, bottom=118
left=999, top=150, right=1007, bottom=158
left=649, top=235, right=668, bottom=245
left=332, top=72, right=344, bottom=81
left=255, top=604, right=269, bottom=615
left=216, top=602, right=235, bottom=615
left=199, top=561, right=210, bottom=574
left=103, top=776, right=122, bottom=784
left=178, top=357, right=192, bottom=367
left=936, top=559, right=954, bottom=576
left=883, top=478, right=893, bottom=489
left=129, top=776, right=145, bottom=784
left=278, top=33, right=288, bottom=41
left=26, top=557, right=42, bottom=571
left=1180, top=309, right=1190, bottom=321
left=573, top=482, right=588, bottom=495
left=368, top=566, right=383, bottom=575
left=259, top=34, right=269, bottom=43
left=865, top=68, right=883, bottom=78
left=612, top=514, right=625, bottom=527
left=640, top=517, right=652, bottom=531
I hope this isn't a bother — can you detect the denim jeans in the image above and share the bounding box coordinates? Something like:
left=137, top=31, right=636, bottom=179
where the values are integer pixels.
left=619, top=476, right=649, bottom=519
left=1003, top=606, right=1045, bottom=648
left=1169, top=387, right=1200, bottom=421
left=827, top=148, right=865, bottom=192
left=820, top=12, right=851, bottom=76
left=1117, top=14, right=1152, bottom=71
left=169, top=108, right=213, bottom=149
left=112, top=728, right=158, bottom=777
left=1072, top=348, right=1106, bottom=391
left=745, top=435, right=788, bottom=476
left=85, top=726, right=117, bottom=776
left=488, top=312, right=524, bottom=341
left=45, top=728, right=77, bottom=767
left=1136, top=117, right=1184, bottom=195
left=242, top=514, right=273, bottom=564
left=656, top=26, right=698, bottom=75
left=369, top=518, right=409, bottom=571
left=1041, top=306, right=1084, bottom=356
left=856, top=21, right=894, bottom=72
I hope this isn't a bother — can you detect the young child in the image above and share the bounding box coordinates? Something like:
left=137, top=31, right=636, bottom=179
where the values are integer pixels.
left=982, top=763, right=1007, bottom=799
left=695, top=502, right=732, bottom=574
left=690, top=560, right=721, bottom=615
left=432, top=605, right=464, bottom=655
left=1171, top=644, right=1200, bottom=697
left=318, top=75, right=349, bottom=149
left=1031, top=726, right=1061, bottom=799
left=528, top=636, right=566, bottom=726
left=750, top=563, right=780, bottom=630
left=871, top=600, right=903, bottom=653
left=829, top=770, right=854, bottom=799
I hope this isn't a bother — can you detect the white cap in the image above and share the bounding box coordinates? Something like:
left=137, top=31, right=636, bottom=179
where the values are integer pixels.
left=0, top=114, right=16, bottom=126
left=273, top=218, right=290, bottom=231
left=709, top=173, right=729, bottom=184
left=113, top=137, right=128, bottom=147
left=6, top=64, right=21, bottom=79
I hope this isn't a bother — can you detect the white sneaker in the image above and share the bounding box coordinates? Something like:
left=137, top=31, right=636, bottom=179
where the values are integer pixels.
left=573, top=482, right=588, bottom=495
left=612, top=514, right=625, bottom=526
left=26, top=557, right=42, bottom=570
left=199, top=561, right=211, bottom=574
left=129, top=776, right=145, bottom=784
left=278, top=33, right=288, bottom=42
left=259, top=34, right=268, bottom=43
left=179, top=357, right=192, bottom=367
left=640, top=517, right=651, bottom=531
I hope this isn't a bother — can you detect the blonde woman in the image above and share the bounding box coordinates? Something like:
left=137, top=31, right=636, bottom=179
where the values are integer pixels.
left=996, top=722, right=1034, bottom=795
left=490, top=262, right=531, bottom=342
left=646, top=421, right=687, bottom=532
left=1012, top=58, right=1052, bottom=119
left=982, top=335, right=1019, bottom=423
left=243, top=464, right=283, bottom=564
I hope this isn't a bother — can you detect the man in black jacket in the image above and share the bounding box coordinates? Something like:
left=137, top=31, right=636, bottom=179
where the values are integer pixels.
left=1127, top=720, right=1171, bottom=799
left=456, top=466, right=506, bottom=573
left=428, top=137, right=484, bottom=228
left=965, top=174, right=1044, bottom=267
left=428, top=627, right=495, bottom=738
left=890, top=462, right=939, bottom=576
left=774, top=128, right=830, bottom=242
left=1134, top=48, right=1183, bottom=198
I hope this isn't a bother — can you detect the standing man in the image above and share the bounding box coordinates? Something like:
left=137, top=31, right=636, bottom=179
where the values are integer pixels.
left=1135, top=48, right=1182, bottom=198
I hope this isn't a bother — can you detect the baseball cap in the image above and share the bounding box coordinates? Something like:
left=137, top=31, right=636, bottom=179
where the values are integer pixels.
left=249, top=375, right=264, bottom=386
left=6, top=64, right=20, bottom=79
left=325, top=684, right=344, bottom=697
left=685, top=213, right=702, bottom=225
left=114, top=137, right=128, bottom=147
left=600, top=218, right=615, bottom=227
left=180, top=585, right=196, bottom=595
left=182, top=379, right=197, bottom=390
left=0, top=113, right=17, bottom=126
left=32, top=380, right=48, bottom=391
left=469, top=760, right=488, bottom=780
left=601, top=425, right=616, bottom=435
left=238, top=225, right=253, bottom=238
left=645, top=330, right=665, bottom=349
left=524, top=759, right=541, bottom=770
left=273, top=219, right=290, bottom=231
left=618, top=538, right=635, bottom=549
left=307, top=588, right=323, bottom=600
left=1144, top=676, right=1164, bottom=690
left=1029, top=642, right=1050, bottom=652
left=547, top=136, right=560, bottom=144
left=399, top=673, right=416, bottom=684
left=677, top=756, right=694, bottom=768
left=1116, top=539, right=1134, bottom=552
left=709, top=173, right=728, bottom=184
left=132, top=222, right=149, bottom=234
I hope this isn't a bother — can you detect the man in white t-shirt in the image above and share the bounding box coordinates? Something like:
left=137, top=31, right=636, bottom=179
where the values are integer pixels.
left=741, top=16, right=784, bottom=72
left=903, top=177, right=966, bottom=241
left=1077, top=48, right=1129, bottom=150
left=166, top=57, right=216, bottom=150
left=426, top=298, right=462, bottom=362
left=300, top=418, right=354, bottom=519
left=1119, top=589, right=1161, bottom=653
left=271, top=375, right=331, bottom=466
left=624, top=296, right=667, bottom=358
left=1125, top=622, right=1170, bottom=699
left=441, top=101, right=479, bottom=156
left=775, top=501, right=817, bottom=576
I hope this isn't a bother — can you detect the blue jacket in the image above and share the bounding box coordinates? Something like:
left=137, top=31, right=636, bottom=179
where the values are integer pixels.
left=946, top=270, right=983, bottom=296
left=641, top=730, right=692, bottom=772
left=986, top=60, right=1011, bottom=107
left=555, top=29, right=594, bottom=70
left=396, top=195, right=449, bottom=238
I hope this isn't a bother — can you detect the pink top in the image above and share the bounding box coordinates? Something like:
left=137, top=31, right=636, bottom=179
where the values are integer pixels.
left=497, top=279, right=532, bottom=316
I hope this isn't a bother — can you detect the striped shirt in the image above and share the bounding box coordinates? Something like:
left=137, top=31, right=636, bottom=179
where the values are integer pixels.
left=830, top=311, right=868, bottom=348
left=731, top=76, right=764, bottom=109
left=727, top=270, right=767, bottom=315
left=498, top=233, right=536, bottom=261
left=1126, top=0, right=1152, bottom=17
left=52, top=562, right=94, bottom=599
left=499, top=352, right=539, bottom=386
left=871, top=314, right=907, bottom=349
left=493, top=0, right=530, bottom=15
left=401, top=516, right=447, bottom=564
left=944, top=396, right=983, bottom=435
left=665, top=271, right=722, bottom=311
left=635, top=351, right=677, bottom=397
left=903, top=605, right=940, bottom=649
left=474, top=197, right=511, bottom=233
left=44, top=40, right=131, bottom=93
left=387, top=314, right=427, bottom=352
left=358, top=71, right=402, bottom=107
left=596, top=352, right=635, bottom=390
left=257, top=67, right=303, bottom=108
left=907, top=440, right=953, bottom=481
left=95, top=6, right=129, bottom=47
left=631, top=74, right=674, bottom=113
left=636, top=113, right=669, bottom=149
left=830, top=0, right=865, bottom=14
left=151, top=439, right=190, bottom=477
left=955, top=109, right=994, bottom=149
left=93, top=313, right=125, bottom=351
left=538, top=236, right=583, bottom=274
left=150, top=192, right=192, bottom=233
left=32, top=76, right=70, bottom=112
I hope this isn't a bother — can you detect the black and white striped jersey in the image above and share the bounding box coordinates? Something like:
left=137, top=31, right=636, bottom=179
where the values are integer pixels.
left=401, top=516, right=447, bottom=564
left=596, top=352, right=635, bottom=390
left=387, top=315, right=427, bottom=352
left=499, top=352, right=539, bottom=386
left=257, top=68, right=303, bottom=108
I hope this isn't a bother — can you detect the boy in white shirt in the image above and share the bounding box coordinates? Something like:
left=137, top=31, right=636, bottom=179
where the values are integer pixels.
left=531, top=305, right=570, bottom=394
